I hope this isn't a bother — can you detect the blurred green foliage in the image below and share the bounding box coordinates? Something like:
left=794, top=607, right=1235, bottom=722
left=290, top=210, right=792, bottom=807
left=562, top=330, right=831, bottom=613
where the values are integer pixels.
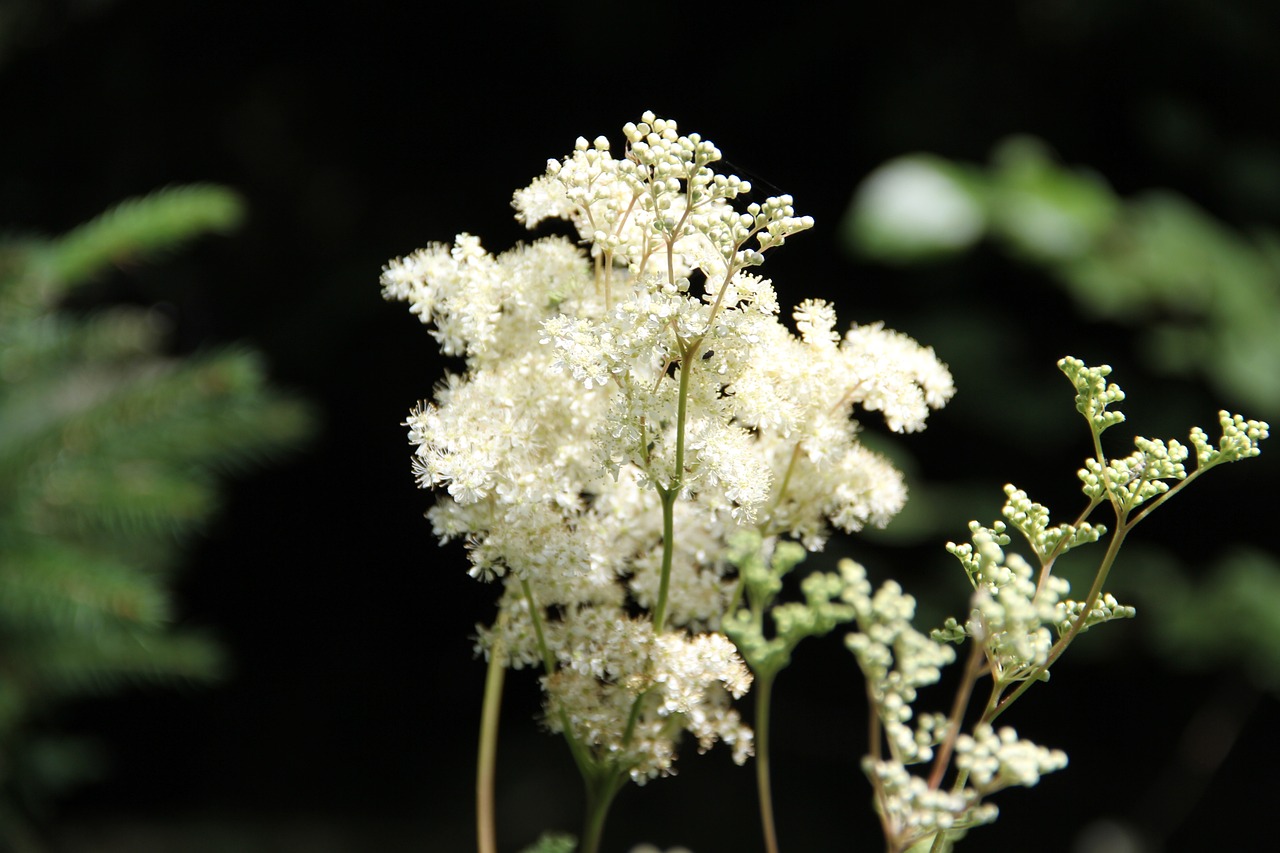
left=0, top=186, right=313, bottom=848
left=845, top=136, right=1280, bottom=419
left=1125, top=547, right=1280, bottom=694
left=519, top=833, right=578, bottom=853
left=843, top=141, right=1280, bottom=697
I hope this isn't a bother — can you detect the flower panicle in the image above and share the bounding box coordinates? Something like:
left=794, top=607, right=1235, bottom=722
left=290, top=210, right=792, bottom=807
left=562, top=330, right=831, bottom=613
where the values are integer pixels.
left=384, top=112, right=952, bottom=818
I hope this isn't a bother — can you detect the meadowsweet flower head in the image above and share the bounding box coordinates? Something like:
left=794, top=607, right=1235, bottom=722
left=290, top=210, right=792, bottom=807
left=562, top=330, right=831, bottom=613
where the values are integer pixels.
left=385, top=114, right=1272, bottom=853
left=384, top=112, right=952, bottom=785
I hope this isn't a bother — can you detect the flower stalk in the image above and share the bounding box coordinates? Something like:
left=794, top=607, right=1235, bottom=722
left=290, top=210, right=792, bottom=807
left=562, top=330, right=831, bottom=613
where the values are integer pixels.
left=380, top=113, right=1267, bottom=853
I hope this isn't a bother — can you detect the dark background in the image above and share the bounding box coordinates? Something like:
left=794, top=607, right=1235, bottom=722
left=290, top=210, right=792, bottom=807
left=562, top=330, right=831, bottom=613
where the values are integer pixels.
left=3, top=1, right=1278, bottom=851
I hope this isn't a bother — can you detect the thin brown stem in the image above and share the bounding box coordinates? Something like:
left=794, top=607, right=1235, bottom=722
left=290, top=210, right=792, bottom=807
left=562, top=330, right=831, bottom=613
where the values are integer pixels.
left=927, top=637, right=986, bottom=790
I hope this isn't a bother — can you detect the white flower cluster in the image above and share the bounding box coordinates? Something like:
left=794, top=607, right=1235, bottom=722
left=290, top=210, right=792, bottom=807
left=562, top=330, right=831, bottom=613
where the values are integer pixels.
left=1000, top=484, right=1105, bottom=564
left=958, top=527, right=1067, bottom=684
left=863, top=756, right=998, bottom=845
left=842, top=559, right=956, bottom=765
left=539, top=612, right=754, bottom=781
left=867, top=359, right=1265, bottom=853
left=382, top=113, right=953, bottom=783
left=1078, top=438, right=1188, bottom=510
left=1061, top=357, right=1268, bottom=514
left=943, top=509, right=1129, bottom=681
left=1055, top=591, right=1136, bottom=636
left=839, top=559, right=1001, bottom=849
left=848, top=530, right=1071, bottom=847
left=1059, top=357, right=1126, bottom=433
left=953, top=724, right=1068, bottom=795
left=1191, top=411, right=1269, bottom=465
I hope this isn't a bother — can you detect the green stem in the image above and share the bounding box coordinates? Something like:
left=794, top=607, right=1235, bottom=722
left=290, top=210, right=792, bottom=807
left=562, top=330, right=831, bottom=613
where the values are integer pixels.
left=652, top=353, right=695, bottom=634
left=673, top=348, right=692, bottom=486
left=654, top=487, right=677, bottom=634
left=762, top=442, right=804, bottom=531
left=520, top=579, right=629, bottom=853
left=520, top=578, right=593, bottom=777
left=520, top=578, right=556, bottom=674
left=477, top=614, right=507, bottom=853
left=1128, top=465, right=1209, bottom=528
left=580, top=769, right=627, bottom=853
left=621, top=688, right=651, bottom=748
left=754, top=672, right=780, bottom=853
